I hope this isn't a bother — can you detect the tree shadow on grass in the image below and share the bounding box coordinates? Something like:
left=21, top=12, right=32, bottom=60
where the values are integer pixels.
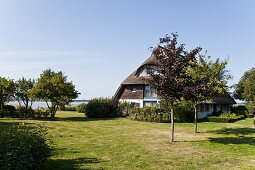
left=46, top=157, right=102, bottom=170
left=206, top=127, right=255, bottom=146
left=1, top=115, right=121, bottom=122
left=208, top=136, right=255, bottom=145
left=207, top=127, right=255, bottom=136
left=55, top=117, right=119, bottom=122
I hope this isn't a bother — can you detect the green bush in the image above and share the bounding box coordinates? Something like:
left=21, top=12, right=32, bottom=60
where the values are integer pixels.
left=231, top=105, right=247, bottom=116
left=2, top=105, right=17, bottom=118
left=231, top=105, right=254, bottom=118
left=246, top=102, right=255, bottom=115
left=130, top=106, right=167, bottom=123
left=34, top=109, right=50, bottom=118
left=219, top=112, right=237, bottom=118
left=0, top=123, right=53, bottom=169
left=208, top=115, right=245, bottom=123
left=245, top=112, right=254, bottom=118
left=3, top=105, right=16, bottom=113
left=59, top=105, right=77, bottom=111
left=118, top=101, right=132, bottom=116
left=212, top=111, right=222, bottom=117
left=16, top=106, right=36, bottom=118
left=159, top=100, right=194, bottom=122
left=173, top=101, right=194, bottom=122
left=85, top=98, right=119, bottom=118
left=77, top=103, right=87, bottom=113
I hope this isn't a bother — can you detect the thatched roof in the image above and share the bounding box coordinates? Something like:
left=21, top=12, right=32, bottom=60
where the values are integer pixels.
left=202, top=95, right=236, bottom=105
left=113, top=53, right=236, bottom=105
left=122, top=54, right=159, bottom=85
left=215, top=95, right=236, bottom=104
left=113, top=54, right=158, bottom=99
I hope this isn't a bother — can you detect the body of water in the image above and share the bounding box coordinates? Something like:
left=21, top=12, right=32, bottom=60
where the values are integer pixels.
left=8, top=101, right=88, bottom=109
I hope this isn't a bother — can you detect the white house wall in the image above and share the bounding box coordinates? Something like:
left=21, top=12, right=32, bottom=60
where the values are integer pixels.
left=119, top=99, right=144, bottom=107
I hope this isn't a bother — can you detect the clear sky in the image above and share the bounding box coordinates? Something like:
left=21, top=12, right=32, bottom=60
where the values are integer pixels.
left=0, top=0, right=254, bottom=99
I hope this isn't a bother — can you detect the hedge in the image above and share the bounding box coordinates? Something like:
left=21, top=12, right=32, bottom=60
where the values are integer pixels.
left=85, top=98, right=119, bottom=118
left=77, top=103, right=87, bottom=113
left=207, top=115, right=245, bottom=123
left=0, top=124, right=52, bottom=169
left=59, top=105, right=77, bottom=111
left=130, top=107, right=168, bottom=123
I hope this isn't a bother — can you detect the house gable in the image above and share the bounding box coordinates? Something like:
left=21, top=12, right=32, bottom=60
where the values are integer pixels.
left=119, top=85, right=144, bottom=100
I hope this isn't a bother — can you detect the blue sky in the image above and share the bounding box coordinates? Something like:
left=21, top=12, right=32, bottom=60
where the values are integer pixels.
left=0, top=0, right=254, bottom=99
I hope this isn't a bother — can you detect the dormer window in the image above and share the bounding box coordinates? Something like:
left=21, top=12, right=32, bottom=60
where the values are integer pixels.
left=131, top=86, right=136, bottom=92
left=139, top=65, right=158, bottom=76
left=139, top=68, right=148, bottom=76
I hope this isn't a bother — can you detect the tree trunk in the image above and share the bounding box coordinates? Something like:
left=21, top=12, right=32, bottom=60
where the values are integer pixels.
left=25, top=99, right=29, bottom=111
left=50, top=111, right=55, bottom=119
left=50, top=104, right=58, bottom=119
left=170, top=107, right=174, bottom=142
left=0, top=103, right=4, bottom=118
left=194, top=104, right=198, bottom=133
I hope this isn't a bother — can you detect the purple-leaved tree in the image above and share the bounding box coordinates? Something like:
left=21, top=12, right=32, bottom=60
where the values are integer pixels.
left=142, top=33, right=201, bottom=142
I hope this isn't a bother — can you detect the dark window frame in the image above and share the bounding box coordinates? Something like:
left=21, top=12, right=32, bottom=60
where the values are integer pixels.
left=131, top=86, right=136, bottom=92
left=144, top=86, right=157, bottom=99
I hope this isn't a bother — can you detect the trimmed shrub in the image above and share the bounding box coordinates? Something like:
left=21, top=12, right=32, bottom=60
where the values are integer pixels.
left=219, top=112, right=237, bottom=118
left=85, top=98, right=119, bottom=118
left=130, top=106, right=167, bottom=123
left=0, top=123, right=53, bottom=169
left=208, top=115, right=245, bottom=123
left=77, top=103, right=87, bottom=113
left=59, top=105, right=77, bottom=111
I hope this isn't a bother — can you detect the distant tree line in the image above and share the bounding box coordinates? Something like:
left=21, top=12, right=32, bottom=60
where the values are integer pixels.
left=0, top=69, right=79, bottom=119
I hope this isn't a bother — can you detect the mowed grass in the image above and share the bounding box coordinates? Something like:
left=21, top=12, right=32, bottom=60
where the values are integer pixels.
left=1, top=111, right=255, bottom=169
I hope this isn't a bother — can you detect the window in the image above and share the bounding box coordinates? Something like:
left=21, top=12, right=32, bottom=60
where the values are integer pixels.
left=144, top=86, right=157, bottom=98
left=144, top=101, right=157, bottom=107
left=140, top=68, right=148, bottom=76
left=200, top=104, right=204, bottom=112
left=131, top=102, right=136, bottom=107
left=131, top=86, right=136, bottom=92
left=205, top=104, right=209, bottom=112
left=221, top=104, right=229, bottom=111
left=139, top=66, right=158, bottom=76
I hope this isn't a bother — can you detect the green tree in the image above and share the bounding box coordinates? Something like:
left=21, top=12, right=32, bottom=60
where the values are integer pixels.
left=15, top=77, right=36, bottom=111
left=185, top=54, right=231, bottom=133
left=242, top=69, right=255, bottom=114
left=0, top=77, right=15, bottom=118
left=233, top=67, right=255, bottom=100
left=243, top=69, right=255, bottom=102
left=30, top=69, right=79, bottom=118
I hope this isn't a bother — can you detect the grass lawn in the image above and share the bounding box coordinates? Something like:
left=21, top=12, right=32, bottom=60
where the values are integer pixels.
left=1, top=111, right=255, bottom=169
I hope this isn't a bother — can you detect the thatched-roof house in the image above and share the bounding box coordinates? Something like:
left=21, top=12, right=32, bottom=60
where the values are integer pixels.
left=114, top=54, right=236, bottom=118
